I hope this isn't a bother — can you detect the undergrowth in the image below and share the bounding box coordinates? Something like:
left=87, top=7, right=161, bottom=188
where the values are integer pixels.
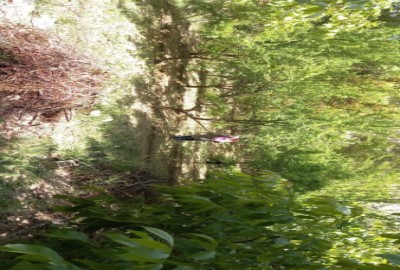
left=0, top=172, right=399, bottom=269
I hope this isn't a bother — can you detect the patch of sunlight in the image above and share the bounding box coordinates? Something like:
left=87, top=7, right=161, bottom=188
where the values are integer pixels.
left=35, top=0, right=146, bottom=101
left=51, top=114, right=99, bottom=154
left=32, top=0, right=147, bottom=156
left=0, top=0, right=35, bottom=24
left=183, top=87, right=199, bottom=131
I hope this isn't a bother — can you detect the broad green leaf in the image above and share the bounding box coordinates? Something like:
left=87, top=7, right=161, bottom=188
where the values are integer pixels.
left=117, top=248, right=169, bottom=262
left=311, top=1, right=329, bottom=7
left=130, top=230, right=152, bottom=240
left=102, top=233, right=140, bottom=247
left=275, top=237, right=290, bottom=245
left=0, top=244, right=64, bottom=263
left=232, top=172, right=252, bottom=180
left=184, top=233, right=218, bottom=250
left=48, top=263, right=82, bottom=270
left=381, top=233, right=400, bottom=239
left=337, top=258, right=363, bottom=267
left=144, top=227, right=174, bottom=247
left=18, top=254, right=56, bottom=263
left=297, top=238, right=332, bottom=252
left=7, top=261, right=50, bottom=270
left=177, top=195, right=213, bottom=203
left=304, top=6, right=324, bottom=14
left=47, top=230, right=91, bottom=244
left=378, top=254, right=400, bottom=265
left=189, top=251, right=216, bottom=261
left=135, top=265, right=163, bottom=270
left=129, top=238, right=171, bottom=252
left=173, top=266, right=196, bottom=270
left=74, top=259, right=113, bottom=270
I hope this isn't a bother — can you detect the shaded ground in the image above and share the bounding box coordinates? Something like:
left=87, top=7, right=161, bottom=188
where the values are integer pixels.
left=0, top=137, right=74, bottom=243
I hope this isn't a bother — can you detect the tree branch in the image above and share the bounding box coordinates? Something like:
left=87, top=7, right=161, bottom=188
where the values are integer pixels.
left=152, top=106, right=285, bottom=126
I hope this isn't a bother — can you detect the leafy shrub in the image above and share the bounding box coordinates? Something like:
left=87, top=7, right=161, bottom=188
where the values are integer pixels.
left=0, top=172, right=398, bottom=269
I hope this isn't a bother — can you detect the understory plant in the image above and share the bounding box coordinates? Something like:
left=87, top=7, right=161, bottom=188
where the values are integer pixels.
left=0, top=172, right=399, bottom=269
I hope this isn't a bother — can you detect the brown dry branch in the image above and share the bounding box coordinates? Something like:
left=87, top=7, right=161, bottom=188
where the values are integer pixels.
left=0, top=23, right=105, bottom=130
left=109, top=169, right=165, bottom=199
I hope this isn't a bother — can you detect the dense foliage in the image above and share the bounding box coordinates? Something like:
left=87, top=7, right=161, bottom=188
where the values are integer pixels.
left=0, top=172, right=399, bottom=269
left=156, top=0, right=400, bottom=190
left=1, top=0, right=400, bottom=269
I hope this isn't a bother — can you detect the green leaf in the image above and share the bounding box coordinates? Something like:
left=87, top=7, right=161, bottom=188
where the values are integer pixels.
left=297, top=238, right=332, bottom=252
left=102, top=233, right=140, bottom=247
left=378, top=254, right=400, bottom=265
left=178, top=195, right=215, bottom=204
left=117, top=248, right=169, bottom=262
left=18, top=254, right=54, bottom=263
left=47, top=230, right=91, bottom=244
left=130, top=230, right=152, bottom=240
left=7, top=261, right=49, bottom=270
left=304, top=6, right=324, bottom=14
left=0, top=244, right=64, bottom=263
left=311, top=1, right=329, bottom=7
left=337, top=258, right=363, bottom=267
left=381, top=233, right=400, bottom=239
left=189, top=251, right=216, bottom=261
left=129, top=239, right=171, bottom=252
left=74, top=259, right=113, bottom=270
left=135, top=265, right=163, bottom=270
left=48, top=263, right=82, bottom=270
left=173, top=266, right=196, bottom=270
left=184, top=233, right=218, bottom=250
left=275, top=237, right=290, bottom=245
left=144, top=227, right=174, bottom=247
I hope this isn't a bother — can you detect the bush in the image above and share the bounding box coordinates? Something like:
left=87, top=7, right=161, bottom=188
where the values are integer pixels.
left=0, top=172, right=398, bottom=269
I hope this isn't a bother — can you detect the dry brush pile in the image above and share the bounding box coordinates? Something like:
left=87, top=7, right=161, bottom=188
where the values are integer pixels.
left=0, top=23, right=104, bottom=131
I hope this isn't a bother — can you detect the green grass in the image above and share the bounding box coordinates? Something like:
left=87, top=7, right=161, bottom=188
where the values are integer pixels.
left=0, top=137, right=58, bottom=215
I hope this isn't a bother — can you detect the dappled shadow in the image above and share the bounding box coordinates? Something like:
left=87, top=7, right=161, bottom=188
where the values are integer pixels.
left=114, top=0, right=207, bottom=182
left=52, top=0, right=240, bottom=189
left=0, top=137, right=74, bottom=243
left=118, top=0, right=191, bottom=117
left=74, top=106, right=185, bottom=185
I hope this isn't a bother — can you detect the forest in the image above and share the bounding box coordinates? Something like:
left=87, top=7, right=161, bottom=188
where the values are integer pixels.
left=0, top=0, right=400, bottom=269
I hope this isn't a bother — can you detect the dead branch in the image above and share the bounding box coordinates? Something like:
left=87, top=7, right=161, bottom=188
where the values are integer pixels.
left=0, top=23, right=105, bottom=129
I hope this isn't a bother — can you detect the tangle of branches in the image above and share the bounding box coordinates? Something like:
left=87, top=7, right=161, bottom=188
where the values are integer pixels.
left=0, top=23, right=105, bottom=128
